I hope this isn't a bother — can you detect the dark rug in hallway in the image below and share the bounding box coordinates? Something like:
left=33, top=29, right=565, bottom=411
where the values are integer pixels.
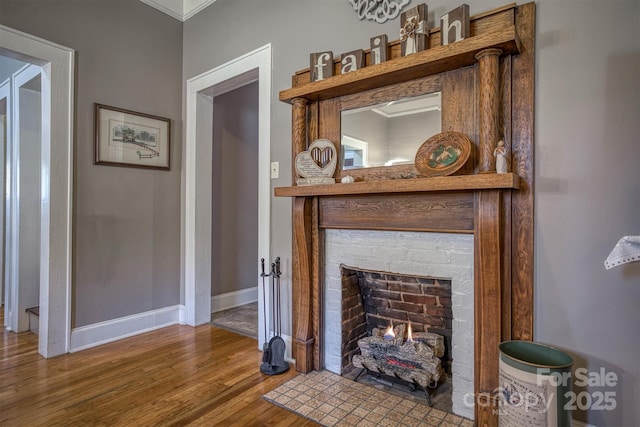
left=210, top=302, right=258, bottom=339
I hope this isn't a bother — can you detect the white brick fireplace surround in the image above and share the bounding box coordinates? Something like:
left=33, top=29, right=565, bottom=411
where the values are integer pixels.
left=324, top=229, right=474, bottom=420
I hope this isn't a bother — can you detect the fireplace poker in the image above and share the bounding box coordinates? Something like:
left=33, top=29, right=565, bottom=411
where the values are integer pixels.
left=275, top=257, right=282, bottom=337
left=271, top=261, right=276, bottom=335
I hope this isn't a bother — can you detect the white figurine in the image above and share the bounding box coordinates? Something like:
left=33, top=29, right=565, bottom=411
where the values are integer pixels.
left=493, top=140, right=508, bottom=173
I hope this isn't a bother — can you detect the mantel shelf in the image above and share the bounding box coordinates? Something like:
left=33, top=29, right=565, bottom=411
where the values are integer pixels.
left=279, top=26, right=520, bottom=103
left=274, top=173, right=520, bottom=197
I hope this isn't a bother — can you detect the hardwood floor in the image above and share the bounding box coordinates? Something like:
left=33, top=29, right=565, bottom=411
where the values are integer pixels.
left=0, top=308, right=316, bottom=426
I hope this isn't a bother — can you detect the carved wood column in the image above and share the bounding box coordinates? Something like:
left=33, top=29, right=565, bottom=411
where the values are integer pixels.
left=291, top=97, right=314, bottom=373
left=312, top=199, right=323, bottom=371
left=292, top=196, right=315, bottom=373
left=476, top=48, right=502, bottom=173
left=511, top=2, right=536, bottom=342
left=474, top=189, right=502, bottom=427
left=292, top=97, right=309, bottom=168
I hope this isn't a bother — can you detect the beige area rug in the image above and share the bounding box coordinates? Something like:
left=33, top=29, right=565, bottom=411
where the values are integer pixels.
left=210, top=302, right=258, bottom=339
left=263, top=370, right=473, bottom=427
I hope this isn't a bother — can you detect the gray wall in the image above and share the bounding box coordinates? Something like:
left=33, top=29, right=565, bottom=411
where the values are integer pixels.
left=0, top=0, right=183, bottom=326
left=184, top=1, right=639, bottom=425
left=211, top=81, right=259, bottom=296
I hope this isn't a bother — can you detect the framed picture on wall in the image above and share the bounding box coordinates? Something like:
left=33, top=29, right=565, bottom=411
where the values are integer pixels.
left=94, top=103, right=171, bottom=170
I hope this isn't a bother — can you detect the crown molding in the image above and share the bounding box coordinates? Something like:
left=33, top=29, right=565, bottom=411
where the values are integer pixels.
left=183, top=0, right=217, bottom=20
left=139, top=0, right=217, bottom=22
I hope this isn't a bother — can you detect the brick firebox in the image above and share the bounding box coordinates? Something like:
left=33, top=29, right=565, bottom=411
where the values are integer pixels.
left=340, top=266, right=453, bottom=375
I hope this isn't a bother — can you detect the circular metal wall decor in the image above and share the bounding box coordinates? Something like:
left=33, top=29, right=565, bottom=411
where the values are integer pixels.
left=415, top=131, right=472, bottom=177
left=347, top=0, right=411, bottom=23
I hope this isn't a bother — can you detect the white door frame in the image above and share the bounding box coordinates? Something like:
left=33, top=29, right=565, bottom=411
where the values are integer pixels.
left=184, top=44, right=271, bottom=348
left=0, top=25, right=74, bottom=357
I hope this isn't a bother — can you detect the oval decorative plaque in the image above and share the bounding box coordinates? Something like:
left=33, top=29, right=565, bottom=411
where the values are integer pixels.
left=414, top=131, right=471, bottom=177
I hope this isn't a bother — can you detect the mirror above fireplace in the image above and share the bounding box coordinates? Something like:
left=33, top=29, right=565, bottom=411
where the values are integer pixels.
left=341, top=92, right=441, bottom=170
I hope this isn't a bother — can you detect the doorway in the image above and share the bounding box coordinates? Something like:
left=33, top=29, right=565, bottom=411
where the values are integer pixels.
left=0, top=79, right=7, bottom=322
left=0, top=54, right=27, bottom=329
left=0, top=24, right=74, bottom=357
left=209, top=81, right=259, bottom=338
left=11, top=64, right=42, bottom=334
left=184, top=44, right=271, bottom=350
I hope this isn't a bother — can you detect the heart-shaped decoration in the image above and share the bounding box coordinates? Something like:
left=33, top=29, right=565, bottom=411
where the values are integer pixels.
left=311, top=146, right=334, bottom=169
left=295, top=139, right=337, bottom=179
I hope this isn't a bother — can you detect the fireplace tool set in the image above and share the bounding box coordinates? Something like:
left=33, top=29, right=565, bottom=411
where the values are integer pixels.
left=260, top=257, right=290, bottom=375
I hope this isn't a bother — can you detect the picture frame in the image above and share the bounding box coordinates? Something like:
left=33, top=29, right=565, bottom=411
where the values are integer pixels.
left=94, top=103, right=171, bottom=170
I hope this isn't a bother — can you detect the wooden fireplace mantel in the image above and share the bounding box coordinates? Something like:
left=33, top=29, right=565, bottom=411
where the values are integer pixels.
left=275, top=173, right=520, bottom=197
left=279, top=26, right=519, bottom=103
left=279, top=184, right=517, bottom=425
left=276, top=3, right=535, bottom=426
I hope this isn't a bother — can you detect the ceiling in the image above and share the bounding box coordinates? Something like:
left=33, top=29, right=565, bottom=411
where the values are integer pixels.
left=139, top=0, right=217, bottom=21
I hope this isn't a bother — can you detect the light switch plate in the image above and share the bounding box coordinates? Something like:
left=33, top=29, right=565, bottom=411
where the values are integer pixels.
left=270, top=161, right=279, bottom=179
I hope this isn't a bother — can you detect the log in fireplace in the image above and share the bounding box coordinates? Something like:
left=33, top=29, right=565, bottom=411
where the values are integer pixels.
left=352, top=323, right=444, bottom=406
left=342, top=266, right=452, bottom=407
left=341, top=267, right=453, bottom=375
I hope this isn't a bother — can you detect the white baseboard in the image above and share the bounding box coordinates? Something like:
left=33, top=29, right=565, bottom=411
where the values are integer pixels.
left=282, top=333, right=294, bottom=363
left=70, top=305, right=182, bottom=352
left=211, top=286, right=257, bottom=313
left=178, top=304, right=186, bottom=324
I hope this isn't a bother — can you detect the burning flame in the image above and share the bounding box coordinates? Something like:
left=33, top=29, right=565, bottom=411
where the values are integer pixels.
left=407, top=322, right=413, bottom=342
left=383, top=323, right=395, bottom=340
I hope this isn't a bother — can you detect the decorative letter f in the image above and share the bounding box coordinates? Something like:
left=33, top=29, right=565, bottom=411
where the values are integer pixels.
left=315, top=53, right=331, bottom=81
